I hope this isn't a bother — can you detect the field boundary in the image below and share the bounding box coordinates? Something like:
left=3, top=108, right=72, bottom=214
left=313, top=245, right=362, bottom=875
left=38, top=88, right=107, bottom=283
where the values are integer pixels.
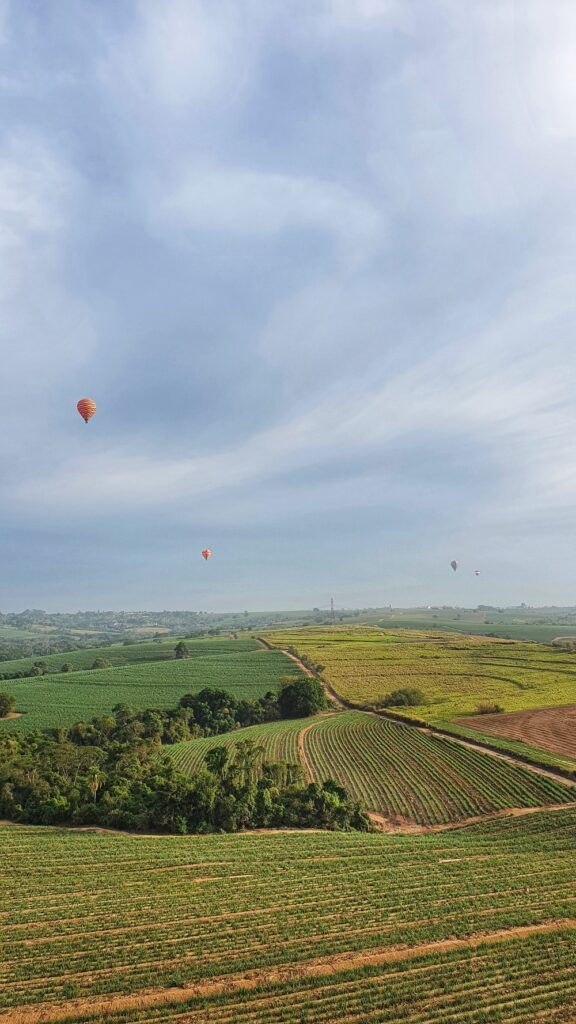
left=4, top=919, right=575, bottom=1024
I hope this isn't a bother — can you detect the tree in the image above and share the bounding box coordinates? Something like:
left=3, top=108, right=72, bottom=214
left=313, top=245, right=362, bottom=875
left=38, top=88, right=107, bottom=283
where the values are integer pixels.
left=0, top=693, right=16, bottom=718
left=278, top=677, right=327, bottom=718
left=174, top=641, right=188, bottom=660
left=60, top=663, right=74, bottom=673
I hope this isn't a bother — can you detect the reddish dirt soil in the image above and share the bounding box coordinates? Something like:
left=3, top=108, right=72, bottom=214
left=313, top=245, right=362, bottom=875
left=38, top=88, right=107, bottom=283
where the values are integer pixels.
left=456, top=705, right=576, bottom=761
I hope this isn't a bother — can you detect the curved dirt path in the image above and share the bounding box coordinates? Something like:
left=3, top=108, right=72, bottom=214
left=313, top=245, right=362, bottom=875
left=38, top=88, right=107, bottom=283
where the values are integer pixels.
left=4, top=919, right=576, bottom=1024
left=368, top=801, right=576, bottom=834
left=297, top=720, right=318, bottom=782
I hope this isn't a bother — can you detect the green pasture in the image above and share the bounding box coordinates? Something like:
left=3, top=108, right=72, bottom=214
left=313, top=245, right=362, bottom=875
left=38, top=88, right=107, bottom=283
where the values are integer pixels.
left=0, top=649, right=301, bottom=733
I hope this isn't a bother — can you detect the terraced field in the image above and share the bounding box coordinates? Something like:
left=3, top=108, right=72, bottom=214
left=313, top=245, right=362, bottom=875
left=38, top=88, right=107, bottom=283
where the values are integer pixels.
left=0, top=649, right=302, bottom=733
left=169, top=710, right=575, bottom=825
left=2, top=810, right=576, bottom=1023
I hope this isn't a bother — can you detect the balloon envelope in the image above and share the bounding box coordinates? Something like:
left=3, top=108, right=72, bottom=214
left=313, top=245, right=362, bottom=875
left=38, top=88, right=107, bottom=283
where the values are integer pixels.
left=77, top=398, right=97, bottom=423
left=450, top=560, right=459, bottom=572
left=201, top=549, right=213, bottom=561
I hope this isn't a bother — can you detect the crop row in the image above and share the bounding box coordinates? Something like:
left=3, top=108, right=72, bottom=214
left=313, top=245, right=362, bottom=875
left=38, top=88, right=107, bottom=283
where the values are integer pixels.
left=168, top=715, right=313, bottom=776
left=1, top=810, right=576, bottom=1019
left=303, top=712, right=575, bottom=823
left=24, top=931, right=576, bottom=1024
left=167, top=709, right=575, bottom=824
left=0, top=650, right=300, bottom=733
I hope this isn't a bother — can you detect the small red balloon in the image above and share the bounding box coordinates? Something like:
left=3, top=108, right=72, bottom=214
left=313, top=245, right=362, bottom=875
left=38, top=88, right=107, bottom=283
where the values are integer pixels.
left=77, top=398, right=97, bottom=423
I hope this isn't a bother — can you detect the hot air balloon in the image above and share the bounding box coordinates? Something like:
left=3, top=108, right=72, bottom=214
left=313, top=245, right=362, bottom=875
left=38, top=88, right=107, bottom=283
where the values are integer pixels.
left=77, top=398, right=97, bottom=423
left=450, top=560, right=459, bottom=572
left=474, top=569, right=481, bottom=576
left=201, top=549, right=213, bottom=561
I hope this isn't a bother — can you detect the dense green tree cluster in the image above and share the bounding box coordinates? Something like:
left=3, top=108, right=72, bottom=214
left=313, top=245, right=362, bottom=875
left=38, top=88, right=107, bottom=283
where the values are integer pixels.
left=0, top=706, right=369, bottom=834
left=0, top=692, right=16, bottom=717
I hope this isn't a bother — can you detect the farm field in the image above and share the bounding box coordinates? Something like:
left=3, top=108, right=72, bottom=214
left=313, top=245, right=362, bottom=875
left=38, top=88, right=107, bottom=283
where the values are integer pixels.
left=0, top=648, right=302, bottom=733
left=2, top=810, right=576, bottom=1023
left=457, top=705, right=576, bottom=761
left=376, top=613, right=575, bottom=643
left=170, top=710, right=575, bottom=824
left=302, top=711, right=575, bottom=823
left=168, top=715, right=316, bottom=776
left=263, top=627, right=576, bottom=762
left=0, top=636, right=257, bottom=676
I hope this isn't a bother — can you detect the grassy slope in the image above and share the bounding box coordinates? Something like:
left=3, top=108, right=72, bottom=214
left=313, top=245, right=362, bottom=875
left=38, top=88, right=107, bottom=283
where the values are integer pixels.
left=168, top=710, right=575, bottom=824
left=0, top=636, right=258, bottom=675
left=0, top=649, right=303, bottom=733
left=2, top=810, right=576, bottom=1022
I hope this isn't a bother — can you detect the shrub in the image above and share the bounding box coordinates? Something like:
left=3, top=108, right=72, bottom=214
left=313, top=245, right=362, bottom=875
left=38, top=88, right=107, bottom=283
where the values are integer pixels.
left=91, top=657, right=111, bottom=670
left=476, top=703, right=504, bottom=714
left=379, top=688, right=425, bottom=708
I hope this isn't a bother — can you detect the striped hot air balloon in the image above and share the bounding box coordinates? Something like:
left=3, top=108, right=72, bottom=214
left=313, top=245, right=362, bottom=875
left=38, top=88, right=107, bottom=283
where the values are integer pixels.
left=201, top=549, right=213, bottom=561
left=77, top=398, right=97, bottom=423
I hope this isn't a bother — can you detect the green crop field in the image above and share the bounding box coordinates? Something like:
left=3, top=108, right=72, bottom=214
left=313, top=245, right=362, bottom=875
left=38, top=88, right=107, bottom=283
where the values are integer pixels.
left=0, top=649, right=302, bottom=733
left=263, top=627, right=576, bottom=718
left=303, top=711, right=574, bottom=823
left=168, top=715, right=315, bottom=776
left=2, top=809, right=576, bottom=1023
left=0, top=636, right=258, bottom=676
left=169, top=710, right=575, bottom=824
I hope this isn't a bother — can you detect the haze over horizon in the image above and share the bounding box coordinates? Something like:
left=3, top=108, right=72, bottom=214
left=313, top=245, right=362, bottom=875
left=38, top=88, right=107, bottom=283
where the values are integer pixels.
left=2, top=1, right=576, bottom=611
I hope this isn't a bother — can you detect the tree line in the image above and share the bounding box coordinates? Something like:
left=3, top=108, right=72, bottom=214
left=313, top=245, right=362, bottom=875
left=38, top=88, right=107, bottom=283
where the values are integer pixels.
left=0, top=688, right=368, bottom=834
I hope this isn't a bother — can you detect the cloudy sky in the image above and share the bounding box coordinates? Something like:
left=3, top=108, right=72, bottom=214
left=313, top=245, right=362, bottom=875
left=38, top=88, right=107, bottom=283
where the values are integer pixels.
left=1, top=0, right=576, bottom=612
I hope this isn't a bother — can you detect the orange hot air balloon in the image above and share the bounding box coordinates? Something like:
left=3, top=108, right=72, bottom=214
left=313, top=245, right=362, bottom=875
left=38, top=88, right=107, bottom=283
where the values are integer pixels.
left=77, top=398, right=97, bottom=423
left=201, top=549, right=213, bottom=561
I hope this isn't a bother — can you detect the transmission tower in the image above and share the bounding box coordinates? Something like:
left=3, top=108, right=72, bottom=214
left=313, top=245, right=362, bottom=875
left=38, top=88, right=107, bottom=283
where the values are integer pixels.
left=330, top=597, right=335, bottom=624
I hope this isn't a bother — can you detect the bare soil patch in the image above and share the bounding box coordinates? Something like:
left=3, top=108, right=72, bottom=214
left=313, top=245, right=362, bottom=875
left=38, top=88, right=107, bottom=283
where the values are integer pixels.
left=457, top=704, right=576, bottom=761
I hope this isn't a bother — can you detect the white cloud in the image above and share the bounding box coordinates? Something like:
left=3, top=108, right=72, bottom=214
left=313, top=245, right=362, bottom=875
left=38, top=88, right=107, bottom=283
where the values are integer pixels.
left=148, top=165, right=383, bottom=266
left=512, top=0, right=576, bottom=140
left=99, top=0, right=269, bottom=114
left=0, top=134, right=95, bottom=420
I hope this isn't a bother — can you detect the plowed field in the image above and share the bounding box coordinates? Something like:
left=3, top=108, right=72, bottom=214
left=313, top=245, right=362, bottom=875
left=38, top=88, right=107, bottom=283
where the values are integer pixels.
left=457, top=705, right=576, bottom=760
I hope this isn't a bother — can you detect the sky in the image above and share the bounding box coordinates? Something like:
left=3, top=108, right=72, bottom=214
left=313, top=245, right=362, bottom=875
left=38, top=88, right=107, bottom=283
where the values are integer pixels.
left=1, top=0, right=576, bottom=612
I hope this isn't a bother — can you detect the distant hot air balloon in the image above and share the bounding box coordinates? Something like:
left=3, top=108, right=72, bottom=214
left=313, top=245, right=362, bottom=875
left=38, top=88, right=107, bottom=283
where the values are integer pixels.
left=474, top=569, right=481, bottom=576
left=77, top=398, right=97, bottom=423
left=450, top=560, right=459, bottom=572
left=201, top=549, right=213, bottom=561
